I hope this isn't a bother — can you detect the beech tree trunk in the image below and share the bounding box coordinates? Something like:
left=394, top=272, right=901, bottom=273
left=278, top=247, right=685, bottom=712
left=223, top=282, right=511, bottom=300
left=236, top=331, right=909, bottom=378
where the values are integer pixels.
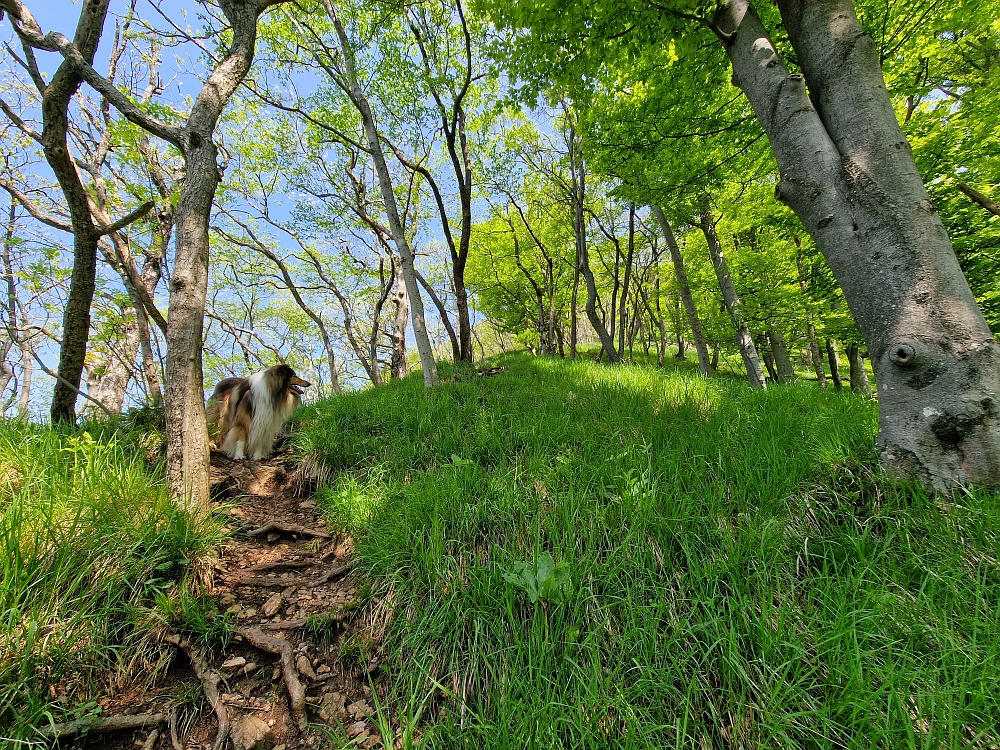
left=390, top=259, right=409, bottom=379
left=825, top=338, right=843, bottom=391
left=699, top=199, right=766, bottom=389
left=651, top=206, right=711, bottom=375
left=90, top=314, right=139, bottom=415
left=328, top=8, right=438, bottom=387
left=768, top=325, right=796, bottom=383
left=567, top=120, right=619, bottom=363
left=162, top=0, right=285, bottom=509
left=847, top=342, right=872, bottom=395
left=718, top=0, right=1000, bottom=488
left=795, top=246, right=827, bottom=388
left=618, top=204, right=635, bottom=356
left=35, top=0, right=111, bottom=423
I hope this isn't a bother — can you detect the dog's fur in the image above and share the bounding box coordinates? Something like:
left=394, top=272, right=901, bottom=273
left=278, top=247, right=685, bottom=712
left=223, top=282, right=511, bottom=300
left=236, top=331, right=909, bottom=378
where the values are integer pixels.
left=207, top=365, right=310, bottom=460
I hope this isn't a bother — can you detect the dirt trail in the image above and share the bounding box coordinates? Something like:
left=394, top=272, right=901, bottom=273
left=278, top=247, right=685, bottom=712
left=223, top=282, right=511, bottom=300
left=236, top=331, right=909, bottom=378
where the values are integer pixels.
left=83, top=445, right=386, bottom=750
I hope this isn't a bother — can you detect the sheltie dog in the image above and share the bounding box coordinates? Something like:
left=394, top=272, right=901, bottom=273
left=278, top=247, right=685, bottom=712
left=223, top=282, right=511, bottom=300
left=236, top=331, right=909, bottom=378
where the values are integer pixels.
left=207, top=364, right=311, bottom=460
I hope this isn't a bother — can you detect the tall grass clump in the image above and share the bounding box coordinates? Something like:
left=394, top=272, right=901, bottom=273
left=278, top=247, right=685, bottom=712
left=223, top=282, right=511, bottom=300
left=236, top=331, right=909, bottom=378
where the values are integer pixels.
left=296, top=352, right=1000, bottom=748
left=0, top=419, right=211, bottom=739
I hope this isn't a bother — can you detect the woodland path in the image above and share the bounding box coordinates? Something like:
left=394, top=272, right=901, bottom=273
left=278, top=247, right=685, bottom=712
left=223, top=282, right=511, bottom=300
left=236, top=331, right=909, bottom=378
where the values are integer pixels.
left=76, top=445, right=387, bottom=750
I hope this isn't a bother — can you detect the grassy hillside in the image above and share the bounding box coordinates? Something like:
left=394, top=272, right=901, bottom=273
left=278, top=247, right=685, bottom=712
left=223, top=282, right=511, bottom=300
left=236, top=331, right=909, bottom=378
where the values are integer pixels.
left=295, top=351, right=1000, bottom=748
left=0, top=418, right=214, bottom=737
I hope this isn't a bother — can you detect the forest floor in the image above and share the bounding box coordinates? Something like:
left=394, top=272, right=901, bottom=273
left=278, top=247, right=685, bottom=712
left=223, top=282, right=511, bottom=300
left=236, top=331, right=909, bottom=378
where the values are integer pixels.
left=56, top=447, right=389, bottom=750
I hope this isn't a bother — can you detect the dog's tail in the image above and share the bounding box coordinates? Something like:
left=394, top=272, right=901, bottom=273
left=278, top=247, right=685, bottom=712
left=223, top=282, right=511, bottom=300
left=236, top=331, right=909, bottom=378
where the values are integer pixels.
left=207, top=377, right=245, bottom=445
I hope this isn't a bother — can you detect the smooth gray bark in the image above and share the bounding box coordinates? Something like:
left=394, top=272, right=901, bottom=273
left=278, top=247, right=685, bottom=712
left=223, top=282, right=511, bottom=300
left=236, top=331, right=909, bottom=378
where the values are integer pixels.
left=651, top=206, right=711, bottom=375
left=567, top=118, right=619, bottom=363
left=699, top=200, right=766, bottom=389
left=326, top=5, right=438, bottom=387
left=768, top=325, right=796, bottom=383
left=847, top=342, right=872, bottom=395
left=717, top=0, right=1000, bottom=488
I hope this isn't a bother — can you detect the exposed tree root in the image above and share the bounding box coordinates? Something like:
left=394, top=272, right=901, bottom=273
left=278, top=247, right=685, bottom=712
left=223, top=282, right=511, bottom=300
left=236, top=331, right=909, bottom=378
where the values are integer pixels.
left=262, top=607, right=348, bottom=631
left=308, top=558, right=357, bottom=588
left=39, top=713, right=166, bottom=740
left=168, top=705, right=184, bottom=750
left=238, top=626, right=307, bottom=727
left=141, top=727, right=161, bottom=750
left=242, top=558, right=313, bottom=574
left=163, top=633, right=229, bottom=750
left=246, top=521, right=331, bottom=540
left=236, top=574, right=309, bottom=588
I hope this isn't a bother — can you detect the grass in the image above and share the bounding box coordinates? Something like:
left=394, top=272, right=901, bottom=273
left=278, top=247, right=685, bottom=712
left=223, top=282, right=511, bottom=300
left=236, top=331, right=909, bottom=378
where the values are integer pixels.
left=294, top=351, right=1000, bottom=749
left=0, top=417, right=214, bottom=740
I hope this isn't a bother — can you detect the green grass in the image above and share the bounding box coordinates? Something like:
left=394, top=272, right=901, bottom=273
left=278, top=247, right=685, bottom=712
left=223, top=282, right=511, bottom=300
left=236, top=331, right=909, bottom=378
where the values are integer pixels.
left=0, top=419, right=213, bottom=739
left=295, top=351, right=1000, bottom=749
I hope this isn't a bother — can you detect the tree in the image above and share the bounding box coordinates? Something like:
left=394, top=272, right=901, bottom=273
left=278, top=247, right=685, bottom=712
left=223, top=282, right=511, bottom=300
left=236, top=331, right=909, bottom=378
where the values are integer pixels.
left=485, top=0, right=1000, bottom=489
left=2, top=0, right=291, bottom=506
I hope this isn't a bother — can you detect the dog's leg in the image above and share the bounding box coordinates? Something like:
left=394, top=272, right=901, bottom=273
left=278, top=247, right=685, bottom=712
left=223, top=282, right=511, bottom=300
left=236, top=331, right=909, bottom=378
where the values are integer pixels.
left=222, top=425, right=248, bottom=460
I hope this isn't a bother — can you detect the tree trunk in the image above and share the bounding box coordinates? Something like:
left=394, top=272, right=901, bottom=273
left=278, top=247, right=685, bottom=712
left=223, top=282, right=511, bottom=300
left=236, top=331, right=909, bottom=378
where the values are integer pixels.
left=618, top=204, right=635, bottom=356
left=390, top=258, right=409, bottom=379
left=795, top=246, right=827, bottom=388
left=17, top=339, right=32, bottom=417
left=162, top=0, right=282, bottom=510
left=329, top=9, right=438, bottom=387
left=568, top=120, right=619, bottom=363
left=825, top=338, right=843, bottom=391
left=768, top=324, right=796, bottom=383
left=718, top=0, right=1000, bottom=488
left=42, top=0, right=111, bottom=423
left=757, top=334, right=778, bottom=381
left=90, top=313, right=140, bottom=415
left=847, top=342, right=872, bottom=395
left=699, top=199, right=766, bottom=389
left=651, top=206, right=711, bottom=375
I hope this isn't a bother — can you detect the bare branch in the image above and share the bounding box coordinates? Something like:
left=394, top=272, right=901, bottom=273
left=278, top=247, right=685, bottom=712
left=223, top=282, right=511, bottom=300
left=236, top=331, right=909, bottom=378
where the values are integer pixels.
left=0, top=177, right=73, bottom=232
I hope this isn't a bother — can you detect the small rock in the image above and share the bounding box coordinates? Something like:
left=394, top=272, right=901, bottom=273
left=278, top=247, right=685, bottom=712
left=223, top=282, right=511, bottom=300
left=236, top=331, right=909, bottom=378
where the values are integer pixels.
left=346, top=721, right=367, bottom=739
left=316, top=663, right=331, bottom=674
left=232, top=714, right=272, bottom=750
left=316, top=691, right=347, bottom=724
left=227, top=604, right=243, bottom=615
left=222, top=656, right=247, bottom=670
left=244, top=662, right=258, bottom=673
left=236, top=678, right=261, bottom=695
left=219, top=593, right=237, bottom=606
left=296, top=654, right=317, bottom=681
left=273, top=745, right=286, bottom=750
left=299, top=500, right=316, bottom=509
left=262, top=593, right=283, bottom=617
left=348, top=700, right=373, bottom=718
left=237, top=608, right=257, bottom=620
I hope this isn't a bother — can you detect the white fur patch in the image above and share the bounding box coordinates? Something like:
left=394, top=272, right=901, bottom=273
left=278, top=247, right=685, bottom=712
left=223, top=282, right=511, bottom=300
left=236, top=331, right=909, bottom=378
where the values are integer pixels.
left=245, top=370, right=298, bottom=459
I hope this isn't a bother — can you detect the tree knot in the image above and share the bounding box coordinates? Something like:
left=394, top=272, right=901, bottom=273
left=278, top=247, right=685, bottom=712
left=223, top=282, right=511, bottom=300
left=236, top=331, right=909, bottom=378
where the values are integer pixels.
left=889, top=341, right=918, bottom=368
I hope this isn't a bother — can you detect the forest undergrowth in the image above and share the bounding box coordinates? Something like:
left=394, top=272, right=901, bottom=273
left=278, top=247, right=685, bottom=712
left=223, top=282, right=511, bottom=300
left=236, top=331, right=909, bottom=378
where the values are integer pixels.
left=2, top=351, right=999, bottom=748
left=295, top=351, right=1000, bottom=749
left=0, top=414, right=218, bottom=737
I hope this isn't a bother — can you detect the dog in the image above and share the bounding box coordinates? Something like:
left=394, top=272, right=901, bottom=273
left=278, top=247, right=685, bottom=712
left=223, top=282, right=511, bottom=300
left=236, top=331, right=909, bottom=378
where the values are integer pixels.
left=207, top=364, right=311, bottom=460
